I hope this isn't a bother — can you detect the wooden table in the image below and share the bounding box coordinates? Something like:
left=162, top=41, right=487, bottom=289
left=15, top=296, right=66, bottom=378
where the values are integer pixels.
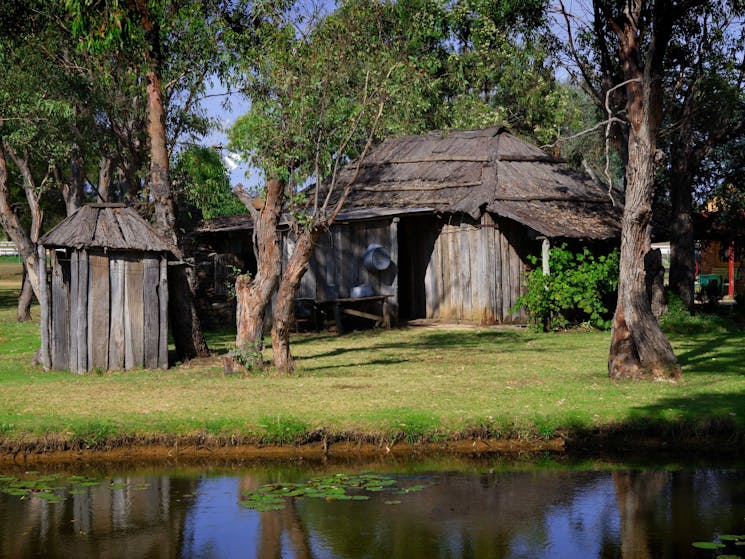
left=321, top=295, right=390, bottom=334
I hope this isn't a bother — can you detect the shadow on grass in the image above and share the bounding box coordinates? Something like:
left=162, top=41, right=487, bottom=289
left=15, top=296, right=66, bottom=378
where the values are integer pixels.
left=296, top=329, right=530, bottom=363
left=566, top=389, right=745, bottom=453
left=298, top=357, right=411, bottom=375
left=0, top=288, right=20, bottom=311
left=671, top=331, right=745, bottom=378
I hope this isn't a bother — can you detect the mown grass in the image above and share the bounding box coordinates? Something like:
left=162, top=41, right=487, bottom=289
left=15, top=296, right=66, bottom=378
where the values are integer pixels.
left=0, top=276, right=744, bottom=451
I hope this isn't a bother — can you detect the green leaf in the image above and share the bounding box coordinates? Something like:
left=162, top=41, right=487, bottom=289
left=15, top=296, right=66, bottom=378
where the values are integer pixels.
left=692, top=542, right=726, bottom=549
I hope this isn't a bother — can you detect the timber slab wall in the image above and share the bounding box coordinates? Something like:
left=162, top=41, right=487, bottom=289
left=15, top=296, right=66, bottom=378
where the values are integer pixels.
left=39, top=248, right=169, bottom=372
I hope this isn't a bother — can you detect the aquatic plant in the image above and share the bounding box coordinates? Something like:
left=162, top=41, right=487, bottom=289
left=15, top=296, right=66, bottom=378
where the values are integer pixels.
left=240, top=473, right=428, bottom=512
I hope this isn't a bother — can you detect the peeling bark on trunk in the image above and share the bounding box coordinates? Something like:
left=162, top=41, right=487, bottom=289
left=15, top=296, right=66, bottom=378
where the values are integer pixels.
left=235, top=179, right=284, bottom=359
left=668, top=152, right=696, bottom=310
left=17, top=271, right=33, bottom=322
left=0, top=140, right=42, bottom=303
left=606, top=3, right=680, bottom=380
left=271, top=230, right=321, bottom=373
left=97, top=155, right=112, bottom=203
left=64, top=146, right=85, bottom=215
left=145, top=64, right=208, bottom=360
left=609, top=124, right=680, bottom=380
left=645, top=248, right=666, bottom=320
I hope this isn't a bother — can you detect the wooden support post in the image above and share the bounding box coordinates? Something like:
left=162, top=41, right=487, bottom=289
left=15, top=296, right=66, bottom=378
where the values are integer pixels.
left=69, top=251, right=78, bottom=371
left=124, top=258, right=144, bottom=370
left=143, top=255, right=159, bottom=368
left=38, top=245, right=50, bottom=370
left=50, top=251, right=69, bottom=370
left=333, top=301, right=344, bottom=334
left=388, top=217, right=399, bottom=326
left=158, top=256, right=169, bottom=369
left=76, top=249, right=88, bottom=373
left=541, top=237, right=551, bottom=276
left=108, top=256, right=126, bottom=370
left=88, top=253, right=110, bottom=371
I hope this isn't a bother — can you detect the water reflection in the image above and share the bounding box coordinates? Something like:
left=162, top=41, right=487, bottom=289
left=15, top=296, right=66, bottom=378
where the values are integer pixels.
left=1, top=459, right=744, bottom=558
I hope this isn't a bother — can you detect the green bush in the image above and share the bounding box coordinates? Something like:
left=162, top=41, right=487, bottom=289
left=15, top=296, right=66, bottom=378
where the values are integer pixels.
left=515, top=245, right=619, bottom=331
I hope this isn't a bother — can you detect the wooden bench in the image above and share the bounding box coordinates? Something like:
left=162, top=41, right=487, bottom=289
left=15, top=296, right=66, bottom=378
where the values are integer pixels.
left=319, top=295, right=390, bottom=334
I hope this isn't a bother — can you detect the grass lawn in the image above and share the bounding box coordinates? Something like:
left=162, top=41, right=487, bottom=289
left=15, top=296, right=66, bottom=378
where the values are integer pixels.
left=0, top=269, right=744, bottom=452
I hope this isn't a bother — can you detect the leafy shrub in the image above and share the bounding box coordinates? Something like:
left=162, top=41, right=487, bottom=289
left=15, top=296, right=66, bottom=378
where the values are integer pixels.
left=515, top=245, right=619, bottom=331
left=661, top=293, right=734, bottom=334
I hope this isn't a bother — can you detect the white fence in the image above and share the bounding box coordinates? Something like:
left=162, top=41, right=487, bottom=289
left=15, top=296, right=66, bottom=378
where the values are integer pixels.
left=0, top=241, right=19, bottom=256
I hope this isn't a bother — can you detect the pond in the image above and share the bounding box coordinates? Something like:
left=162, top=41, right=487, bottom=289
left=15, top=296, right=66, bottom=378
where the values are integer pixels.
left=1, top=454, right=744, bottom=558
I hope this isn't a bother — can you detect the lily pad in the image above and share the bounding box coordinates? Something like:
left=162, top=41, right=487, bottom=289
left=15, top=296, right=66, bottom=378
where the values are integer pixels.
left=692, top=542, right=726, bottom=550
left=34, top=492, right=65, bottom=503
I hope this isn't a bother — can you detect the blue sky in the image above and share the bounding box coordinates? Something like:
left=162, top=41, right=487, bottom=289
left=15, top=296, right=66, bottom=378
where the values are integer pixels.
left=199, top=83, right=255, bottom=189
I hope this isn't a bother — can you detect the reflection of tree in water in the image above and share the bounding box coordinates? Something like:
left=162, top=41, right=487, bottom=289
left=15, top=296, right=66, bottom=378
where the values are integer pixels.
left=293, top=471, right=598, bottom=559
left=613, top=471, right=667, bottom=559
left=2, top=466, right=745, bottom=558
left=614, top=469, right=745, bottom=559
left=237, top=476, right=312, bottom=559
left=288, top=469, right=745, bottom=559
left=0, top=474, right=198, bottom=559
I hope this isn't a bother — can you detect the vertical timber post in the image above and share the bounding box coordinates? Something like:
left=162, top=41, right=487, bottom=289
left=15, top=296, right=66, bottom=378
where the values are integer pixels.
left=388, top=217, right=399, bottom=327
left=158, top=256, right=169, bottom=369
left=76, top=249, right=88, bottom=374
left=38, top=244, right=50, bottom=370
left=541, top=237, right=551, bottom=276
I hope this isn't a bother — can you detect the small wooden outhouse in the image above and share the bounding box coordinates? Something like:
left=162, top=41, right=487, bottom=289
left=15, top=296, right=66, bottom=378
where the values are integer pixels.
left=38, top=203, right=178, bottom=372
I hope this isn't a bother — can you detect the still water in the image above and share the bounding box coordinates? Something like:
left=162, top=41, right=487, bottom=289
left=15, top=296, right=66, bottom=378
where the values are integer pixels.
left=1, top=455, right=744, bottom=559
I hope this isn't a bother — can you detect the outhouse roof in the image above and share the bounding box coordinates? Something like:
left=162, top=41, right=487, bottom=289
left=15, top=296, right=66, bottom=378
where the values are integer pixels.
left=40, top=203, right=180, bottom=256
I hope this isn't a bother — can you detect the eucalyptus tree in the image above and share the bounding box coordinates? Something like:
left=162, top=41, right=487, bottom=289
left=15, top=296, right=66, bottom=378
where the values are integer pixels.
left=171, top=145, right=244, bottom=220
left=442, top=0, right=577, bottom=145
left=555, top=0, right=721, bottom=379
left=659, top=3, right=745, bottom=309
left=229, top=0, right=443, bottom=371
left=228, top=0, right=578, bottom=372
left=65, top=0, right=246, bottom=360
left=555, top=0, right=745, bottom=378
left=0, top=1, right=90, bottom=321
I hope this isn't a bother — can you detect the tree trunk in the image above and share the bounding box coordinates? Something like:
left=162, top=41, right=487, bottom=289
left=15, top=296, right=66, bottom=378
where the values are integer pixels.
left=17, top=270, right=33, bottom=322
left=145, top=65, right=208, bottom=360
left=0, top=140, right=42, bottom=302
left=606, top=8, right=680, bottom=380
left=168, top=265, right=209, bottom=360
left=613, top=471, right=667, bottom=559
left=64, top=146, right=85, bottom=215
left=668, top=156, right=695, bottom=310
left=645, top=248, right=666, bottom=320
left=97, top=155, right=112, bottom=203
left=271, top=229, right=320, bottom=373
left=609, top=121, right=680, bottom=379
left=235, top=179, right=284, bottom=358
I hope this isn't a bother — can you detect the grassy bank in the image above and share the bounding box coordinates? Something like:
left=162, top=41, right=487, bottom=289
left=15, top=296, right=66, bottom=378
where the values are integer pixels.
left=0, top=281, right=744, bottom=456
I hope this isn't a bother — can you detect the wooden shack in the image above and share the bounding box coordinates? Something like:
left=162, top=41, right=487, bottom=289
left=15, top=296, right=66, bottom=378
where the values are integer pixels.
left=190, top=127, right=621, bottom=327
left=38, top=203, right=178, bottom=372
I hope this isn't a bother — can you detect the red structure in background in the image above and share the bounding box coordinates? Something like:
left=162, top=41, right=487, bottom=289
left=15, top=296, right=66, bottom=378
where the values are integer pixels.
left=728, top=240, right=736, bottom=298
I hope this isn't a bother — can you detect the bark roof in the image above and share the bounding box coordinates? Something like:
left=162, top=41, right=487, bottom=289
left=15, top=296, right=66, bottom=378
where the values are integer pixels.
left=195, top=128, right=621, bottom=240
left=330, top=127, right=621, bottom=239
left=40, top=204, right=179, bottom=255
